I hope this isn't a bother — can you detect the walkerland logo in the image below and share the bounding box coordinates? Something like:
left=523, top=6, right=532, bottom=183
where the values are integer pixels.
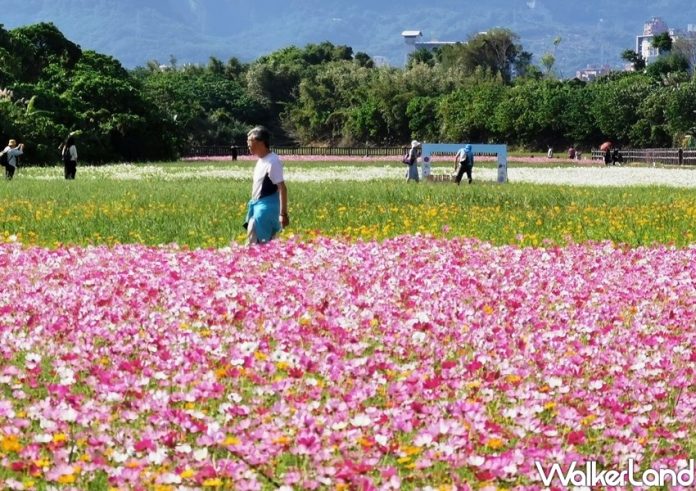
left=535, top=460, right=695, bottom=487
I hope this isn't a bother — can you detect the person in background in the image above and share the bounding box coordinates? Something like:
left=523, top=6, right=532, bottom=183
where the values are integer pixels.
left=59, top=135, right=78, bottom=179
left=405, top=140, right=421, bottom=183
left=547, top=146, right=553, bottom=158
left=568, top=146, right=576, bottom=160
left=454, top=144, right=474, bottom=185
left=243, top=126, right=289, bottom=245
left=231, top=145, right=238, bottom=161
left=1, top=139, right=24, bottom=180
left=604, top=146, right=612, bottom=166
left=612, top=147, right=623, bottom=165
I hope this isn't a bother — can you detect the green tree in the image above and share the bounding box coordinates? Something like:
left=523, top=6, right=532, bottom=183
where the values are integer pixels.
left=438, top=29, right=530, bottom=84
left=405, top=96, right=440, bottom=142
left=652, top=32, right=673, bottom=52
left=407, top=48, right=436, bottom=69
left=673, top=34, right=696, bottom=70
left=439, top=77, right=506, bottom=142
left=621, top=49, right=646, bottom=71
left=540, top=53, right=555, bottom=77
left=9, top=22, right=81, bottom=83
left=354, top=52, right=374, bottom=68
left=646, top=52, right=690, bottom=79
left=588, top=73, right=654, bottom=145
left=492, top=79, right=571, bottom=148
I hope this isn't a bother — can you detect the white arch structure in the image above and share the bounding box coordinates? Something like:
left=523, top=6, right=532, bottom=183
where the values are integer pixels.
left=421, top=143, right=508, bottom=183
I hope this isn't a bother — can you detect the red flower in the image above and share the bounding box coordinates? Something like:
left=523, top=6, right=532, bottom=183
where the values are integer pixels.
left=567, top=430, right=585, bottom=446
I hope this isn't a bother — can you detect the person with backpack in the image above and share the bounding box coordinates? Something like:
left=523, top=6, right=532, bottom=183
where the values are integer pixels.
left=454, top=144, right=474, bottom=185
left=59, top=135, right=78, bottom=179
left=404, top=140, right=421, bottom=183
left=1, top=139, right=25, bottom=180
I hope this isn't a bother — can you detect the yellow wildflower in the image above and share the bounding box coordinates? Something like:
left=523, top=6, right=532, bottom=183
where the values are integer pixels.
left=223, top=436, right=241, bottom=446
left=1, top=435, right=22, bottom=453
left=486, top=438, right=505, bottom=450
left=52, top=433, right=68, bottom=443
left=57, top=474, right=76, bottom=484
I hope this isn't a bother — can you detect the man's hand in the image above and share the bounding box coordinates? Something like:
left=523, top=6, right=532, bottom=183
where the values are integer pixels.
left=280, top=213, right=289, bottom=228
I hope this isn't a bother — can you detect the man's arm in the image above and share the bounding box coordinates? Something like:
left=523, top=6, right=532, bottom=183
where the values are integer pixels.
left=278, top=181, right=289, bottom=228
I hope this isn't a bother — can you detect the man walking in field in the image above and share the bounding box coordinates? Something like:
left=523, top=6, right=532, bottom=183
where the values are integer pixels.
left=243, top=126, right=289, bottom=245
left=454, top=144, right=474, bottom=185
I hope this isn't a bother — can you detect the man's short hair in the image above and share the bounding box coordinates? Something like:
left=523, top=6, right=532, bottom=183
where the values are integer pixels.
left=247, top=126, right=271, bottom=148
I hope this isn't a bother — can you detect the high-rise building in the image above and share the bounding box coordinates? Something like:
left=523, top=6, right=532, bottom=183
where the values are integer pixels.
left=636, top=17, right=669, bottom=64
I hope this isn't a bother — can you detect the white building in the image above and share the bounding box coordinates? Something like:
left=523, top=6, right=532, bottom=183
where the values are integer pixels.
left=402, top=30, right=457, bottom=62
left=636, top=17, right=669, bottom=64
left=575, top=65, right=613, bottom=81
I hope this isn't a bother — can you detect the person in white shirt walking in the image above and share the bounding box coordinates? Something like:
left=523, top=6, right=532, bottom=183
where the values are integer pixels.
left=243, top=126, right=289, bottom=245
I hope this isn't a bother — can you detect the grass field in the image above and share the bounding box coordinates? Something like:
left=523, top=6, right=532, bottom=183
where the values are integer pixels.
left=1, top=162, right=695, bottom=248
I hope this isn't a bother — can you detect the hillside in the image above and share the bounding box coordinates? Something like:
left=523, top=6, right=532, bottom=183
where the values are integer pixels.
left=1, top=0, right=695, bottom=75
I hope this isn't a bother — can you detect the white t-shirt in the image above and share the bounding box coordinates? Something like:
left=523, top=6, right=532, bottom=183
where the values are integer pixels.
left=251, top=152, right=284, bottom=201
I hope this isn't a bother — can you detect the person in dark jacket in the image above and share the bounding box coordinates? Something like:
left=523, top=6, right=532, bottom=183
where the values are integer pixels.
left=612, top=148, right=623, bottom=165
left=603, top=147, right=612, bottom=166
left=454, top=144, right=474, bottom=184
left=59, top=135, right=78, bottom=179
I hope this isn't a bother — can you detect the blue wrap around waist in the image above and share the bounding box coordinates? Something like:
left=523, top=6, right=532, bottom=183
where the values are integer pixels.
left=244, top=192, right=280, bottom=242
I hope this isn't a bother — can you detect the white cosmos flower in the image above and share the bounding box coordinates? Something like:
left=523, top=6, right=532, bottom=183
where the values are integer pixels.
left=148, top=447, right=168, bottom=465
left=414, top=433, right=434, bottom=447
left=26, top=353, right=42, bottom=364
left=58, top=407, right=77, bottom=422
left=18, top=163, right=696, bottom=187
left=589, top=380, right=604, bottom=390
left=411, top=331, right=427, bottom=344
left=468, top=455, right=485, bottom=466
left=34, top=433, right=52, bottom=443
left=193, top=447, right=208, bottom=461
left=112, top=450, right=129, bottom=463
left=175, top=443, right=192, bottom=454
left=350, top=414, right=371, bottom=427
left=160, top=473, right=182, bottom=484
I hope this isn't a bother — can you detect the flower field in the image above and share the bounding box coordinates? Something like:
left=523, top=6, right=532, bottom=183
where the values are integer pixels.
left=0, top=162, right=695, bottom=489
left=1, top=237, right=695, bottom=490
left=17, top=161, right=696, bottom=188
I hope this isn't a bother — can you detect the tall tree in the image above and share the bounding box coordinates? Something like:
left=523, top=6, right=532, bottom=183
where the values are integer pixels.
left=652, top=32, right=673, bottom=52
left=673, top=34, right=696, bottom=70
left=9, top=22, right=82, bottom=82
left=621, top=49, right=646, bottom=71
left=437, top=29, right=531, bottom=83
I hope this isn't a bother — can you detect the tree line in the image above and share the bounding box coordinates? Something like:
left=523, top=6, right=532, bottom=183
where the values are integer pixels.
left=1, top=22, right=696, bottom=164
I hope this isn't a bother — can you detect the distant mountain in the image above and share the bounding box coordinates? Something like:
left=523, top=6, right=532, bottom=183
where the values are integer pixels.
left=2, top=0, right=696, bottom=76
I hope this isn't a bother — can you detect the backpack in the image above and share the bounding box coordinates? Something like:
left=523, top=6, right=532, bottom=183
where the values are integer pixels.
left=0, top=151, right=7, bottom=168
left=62, top=146, right=72, bottom=164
